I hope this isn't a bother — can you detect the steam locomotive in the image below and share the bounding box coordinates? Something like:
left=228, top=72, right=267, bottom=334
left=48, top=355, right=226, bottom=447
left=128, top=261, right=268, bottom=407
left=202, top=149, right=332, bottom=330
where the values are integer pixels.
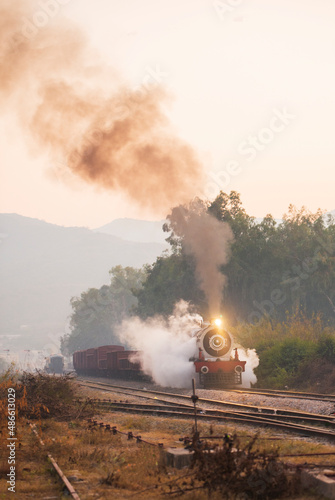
left=72, top=318, right=246, bottom=388
left=191, top=318, right=246, bottom=387
left=44, top=354, right=64, bottom=374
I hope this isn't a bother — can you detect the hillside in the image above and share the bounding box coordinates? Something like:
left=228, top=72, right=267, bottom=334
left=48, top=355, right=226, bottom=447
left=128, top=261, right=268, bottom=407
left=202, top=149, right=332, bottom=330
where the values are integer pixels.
left=94, top=218, right=168, bottom=244
left=0, top=214, right=167, bottom=350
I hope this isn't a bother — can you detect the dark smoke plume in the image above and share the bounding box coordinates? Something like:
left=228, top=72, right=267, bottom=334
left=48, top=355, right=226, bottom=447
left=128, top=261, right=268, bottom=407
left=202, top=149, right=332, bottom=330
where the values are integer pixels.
left=167, top=199, right=234, bottom=315
left=0, top=0, right=205, bottom=211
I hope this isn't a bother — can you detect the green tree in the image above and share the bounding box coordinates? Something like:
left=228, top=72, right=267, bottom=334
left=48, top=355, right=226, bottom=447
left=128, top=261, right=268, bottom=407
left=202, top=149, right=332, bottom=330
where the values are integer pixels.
left=62, top=266, right=147, bottom=355
left=135, top=253, right=205, bottom=318
left=278, top=206, right=335, bottom=320
left=136, top=191, right=335, bottom=325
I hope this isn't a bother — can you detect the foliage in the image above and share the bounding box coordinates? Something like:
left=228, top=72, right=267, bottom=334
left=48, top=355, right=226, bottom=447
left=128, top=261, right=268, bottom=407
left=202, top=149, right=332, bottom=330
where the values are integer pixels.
left=165, top=433, right=300, bottom=499
left=19, top=371, right=78, bottom=419
left=253, top=338, right=315, bottom=388
left=291, top=358, right=335, bottom=392
left=231, top=313, right=326, bottom=348
left=134, top=254, right=206, bottom=318
left=0, top=369, right=94, bottom=422
left=232, top=315, right=335, bottom=389
left=62, top=265, right=147, bottom=354
left=64, top=191, right=335, bottom=391
left=136, top=191, right=335, bottom=325
left=316, top=333, right=335, bottom=363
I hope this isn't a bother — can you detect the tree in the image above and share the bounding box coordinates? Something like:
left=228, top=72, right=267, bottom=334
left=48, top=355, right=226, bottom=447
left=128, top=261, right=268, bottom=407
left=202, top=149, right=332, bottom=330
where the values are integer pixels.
left=61, top=266, right=147, bottom=355
left=136, top=191, right=335, bottom=325
left=135, top=253, right=205, bottom=318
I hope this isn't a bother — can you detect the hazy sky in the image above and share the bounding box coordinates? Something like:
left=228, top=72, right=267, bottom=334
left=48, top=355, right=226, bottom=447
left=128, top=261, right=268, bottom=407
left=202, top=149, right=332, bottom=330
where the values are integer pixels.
left=1, top=0, right=334, bottom=228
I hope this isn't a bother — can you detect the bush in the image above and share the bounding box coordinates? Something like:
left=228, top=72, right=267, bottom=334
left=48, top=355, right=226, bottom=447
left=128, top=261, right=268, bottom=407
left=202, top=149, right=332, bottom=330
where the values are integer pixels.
left=232, top=315, right=335, bottom=389
left=292, top=358, right=335, bottom=391
left=254, top=338, right=315, bottom=388
left=316, top=333, right=335, bottom=363
left=0, top=370, right=94, bottom=422
left=189, top=433, right=300, bottom=499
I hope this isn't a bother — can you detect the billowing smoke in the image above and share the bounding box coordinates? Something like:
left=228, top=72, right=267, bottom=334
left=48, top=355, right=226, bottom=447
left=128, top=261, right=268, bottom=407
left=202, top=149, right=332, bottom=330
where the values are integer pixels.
left=117, top=301, right=201, bottom=387
left=236, top=348, right=259, bottom=388
left=166, top=199, right=234, bottom=315
left=0, top=0, right=205, bottom=211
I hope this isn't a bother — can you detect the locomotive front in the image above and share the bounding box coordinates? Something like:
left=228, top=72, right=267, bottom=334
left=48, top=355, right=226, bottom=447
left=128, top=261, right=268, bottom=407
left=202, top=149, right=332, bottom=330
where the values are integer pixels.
left=192, top=318, right=246, bottom=387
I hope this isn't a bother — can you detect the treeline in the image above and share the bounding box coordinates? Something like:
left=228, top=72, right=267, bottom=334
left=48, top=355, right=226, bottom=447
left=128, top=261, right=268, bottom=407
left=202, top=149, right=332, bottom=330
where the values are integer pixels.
left=62, top=191, right=335, bottom=389
left=135, top=191, right=335, bottom=324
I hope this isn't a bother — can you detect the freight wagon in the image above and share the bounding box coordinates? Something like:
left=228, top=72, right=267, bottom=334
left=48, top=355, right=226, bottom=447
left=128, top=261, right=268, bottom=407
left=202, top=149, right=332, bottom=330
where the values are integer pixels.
left=73, top=345, right=142, bottom=379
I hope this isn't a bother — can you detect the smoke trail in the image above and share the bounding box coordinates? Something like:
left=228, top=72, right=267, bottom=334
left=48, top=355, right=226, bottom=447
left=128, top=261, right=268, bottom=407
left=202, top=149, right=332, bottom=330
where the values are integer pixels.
left=0, top=0, right=205, bottom=211
left=166, top=199, right=234, bottom=315
left=117, top=301, right=201, bottom=387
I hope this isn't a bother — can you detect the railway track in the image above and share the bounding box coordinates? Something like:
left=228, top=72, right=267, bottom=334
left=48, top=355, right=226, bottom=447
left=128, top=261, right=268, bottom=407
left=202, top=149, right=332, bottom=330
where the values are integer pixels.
left=29, top=423, right=81, bottom=499
left=77, top=376, right=335, bottom=403
left=222, top=387, right=335, bottom=403
left=78, top=379, right=335, bottom=442
left=78, top=379, right=334, bottom=416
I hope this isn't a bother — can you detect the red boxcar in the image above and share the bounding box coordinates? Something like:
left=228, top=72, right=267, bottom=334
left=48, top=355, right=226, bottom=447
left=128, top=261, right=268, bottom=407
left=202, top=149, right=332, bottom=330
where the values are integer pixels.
left=116, top=350, right=141, bottom=373
left=105, top=350, right=141, bottom=378
left=86, top=350, right=97, bottom=371
left=97, top=345, right=124, bottom=372
left=73, top=345, right=141, bottom=377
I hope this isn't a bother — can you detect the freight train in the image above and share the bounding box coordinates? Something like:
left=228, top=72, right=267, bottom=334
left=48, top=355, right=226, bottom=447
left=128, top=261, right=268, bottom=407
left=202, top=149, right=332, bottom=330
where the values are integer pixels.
left=73, top=318, right=246, bottom=388
left=44, top=354, right=64, bottom=374
left=73, top=345, right=142, bottom=379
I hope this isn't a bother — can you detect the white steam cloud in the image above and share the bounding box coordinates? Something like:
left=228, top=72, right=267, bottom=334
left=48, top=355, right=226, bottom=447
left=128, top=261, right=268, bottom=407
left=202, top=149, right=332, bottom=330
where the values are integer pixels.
left=117, top=301, right=201, bottom=388
left=236, top=348, right=259, bottom=388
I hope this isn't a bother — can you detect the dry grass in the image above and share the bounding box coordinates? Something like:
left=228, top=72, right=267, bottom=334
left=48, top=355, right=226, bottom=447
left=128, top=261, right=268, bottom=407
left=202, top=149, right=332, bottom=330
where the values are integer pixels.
left=1, top=415, right=333, bottom=499
left=1, top=374, right=334, bottom=498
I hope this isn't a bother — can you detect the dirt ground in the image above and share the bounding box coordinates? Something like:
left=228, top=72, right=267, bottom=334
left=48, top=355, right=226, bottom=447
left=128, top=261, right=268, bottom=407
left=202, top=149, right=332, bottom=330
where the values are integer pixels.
left=0, top=383, right=334, bottom=498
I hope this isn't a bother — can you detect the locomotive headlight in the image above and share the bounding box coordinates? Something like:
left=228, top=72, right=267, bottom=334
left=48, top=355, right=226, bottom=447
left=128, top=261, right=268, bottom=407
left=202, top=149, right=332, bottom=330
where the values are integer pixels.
left=209, top=334, right=226, bottom=352
left=214, top=318, right=222, bottom=327
left=202, top=324, right=232, bottom=358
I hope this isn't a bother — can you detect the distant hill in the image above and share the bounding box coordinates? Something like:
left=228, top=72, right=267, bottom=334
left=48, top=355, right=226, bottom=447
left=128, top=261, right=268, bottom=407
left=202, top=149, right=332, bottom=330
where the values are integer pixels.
left=96, top=212, right=335, bottom=243
left=94, top=218, right=168, bottom=245
left=0, top=214, right=167, bottom=351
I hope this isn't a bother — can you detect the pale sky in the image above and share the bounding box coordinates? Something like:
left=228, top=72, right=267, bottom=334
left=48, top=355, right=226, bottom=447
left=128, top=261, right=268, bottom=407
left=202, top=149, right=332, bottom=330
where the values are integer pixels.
left=1, top=0, right=334, bottom=228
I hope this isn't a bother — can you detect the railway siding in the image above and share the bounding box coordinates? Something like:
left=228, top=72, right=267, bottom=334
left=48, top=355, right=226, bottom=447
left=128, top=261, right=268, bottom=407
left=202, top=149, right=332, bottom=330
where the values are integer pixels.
left=78, top=377, right=335, bottom=416
left=77, top=379, right=335, bottom=444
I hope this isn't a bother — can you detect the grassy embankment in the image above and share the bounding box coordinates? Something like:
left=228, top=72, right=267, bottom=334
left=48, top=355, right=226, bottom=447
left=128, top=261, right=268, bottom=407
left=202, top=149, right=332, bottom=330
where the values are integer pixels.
left=233, top=314, right=335, bottom=391
left=1, top=369, right=334, bottom=499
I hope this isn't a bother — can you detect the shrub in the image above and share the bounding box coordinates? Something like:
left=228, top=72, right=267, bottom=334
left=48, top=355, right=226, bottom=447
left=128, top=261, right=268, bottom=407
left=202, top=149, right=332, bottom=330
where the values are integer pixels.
left=0, top=370, right=94, bottom=422
left=254, top=338, right=315, bottom=388
left=316, top=333, right=335, bottom=363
